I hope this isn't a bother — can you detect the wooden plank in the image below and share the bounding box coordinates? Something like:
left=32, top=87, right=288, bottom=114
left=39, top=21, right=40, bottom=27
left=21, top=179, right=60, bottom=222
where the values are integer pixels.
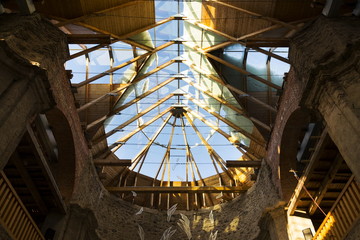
left=226, top=160, right=262, bottom=168
left=66, top=34, right=111, bottom=44
left=251, top=47, right=290, bottom=64
left=308, top=154, right=343, bottom=215
left=93, top=159, right=131, bottom=166
left=69, top=44, right=107, bottom=60
left=106, top=185, right=249, bottom=193
left=287, top=129, right=330, bottom=215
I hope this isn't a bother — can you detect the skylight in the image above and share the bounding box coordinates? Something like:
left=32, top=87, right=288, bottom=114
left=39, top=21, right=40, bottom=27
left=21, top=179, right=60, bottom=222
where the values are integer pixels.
left=66, top=0, right=289, bottom=188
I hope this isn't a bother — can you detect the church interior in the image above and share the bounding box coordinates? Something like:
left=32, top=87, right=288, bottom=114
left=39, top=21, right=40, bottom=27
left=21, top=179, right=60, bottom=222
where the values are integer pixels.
left=0, top=0, right=360, bottom=239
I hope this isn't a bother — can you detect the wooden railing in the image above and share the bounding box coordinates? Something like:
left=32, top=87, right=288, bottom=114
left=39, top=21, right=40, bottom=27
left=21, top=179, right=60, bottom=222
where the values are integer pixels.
left=0, top=171, right=45, bottom=240
left=313, top=175, right=360, bottom=240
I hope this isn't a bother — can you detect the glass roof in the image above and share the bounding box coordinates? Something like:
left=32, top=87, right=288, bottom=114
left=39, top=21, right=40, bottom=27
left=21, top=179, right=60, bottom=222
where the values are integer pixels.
left=66, top=0, right=290, bottom=183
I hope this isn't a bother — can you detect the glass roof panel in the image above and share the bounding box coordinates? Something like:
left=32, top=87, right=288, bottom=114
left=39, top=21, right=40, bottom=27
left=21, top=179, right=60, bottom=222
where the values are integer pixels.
left=64, top=0, right=291, bottom=185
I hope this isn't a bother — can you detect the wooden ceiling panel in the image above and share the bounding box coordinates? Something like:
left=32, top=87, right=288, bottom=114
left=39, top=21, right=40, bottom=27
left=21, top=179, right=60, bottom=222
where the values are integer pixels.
left=83, top=3, right=155, bottom=37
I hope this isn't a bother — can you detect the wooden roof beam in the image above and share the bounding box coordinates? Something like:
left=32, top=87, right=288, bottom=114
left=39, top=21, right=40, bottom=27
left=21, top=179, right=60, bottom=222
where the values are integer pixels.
left=183, top=94, right=266, bottom=147
left=93, top=159, right=131, bottom=166
left=106, top=186, right=249, bottom=193
left=184, top=19, right=237, bottom=41
left=181, top=77, right=270, bottom=131
left=110, top=107, right=172, bottom=153
left=183, top=60, right=277, bottom=113
left=66, top=34, right=111, bottom=44
left=112, top=77, right=177, bottom=114
left=226, top=160, right=262, bottom=168
left=185, top=107, right=262, bottom=161
left=91, top=94, right=176, bottom=142
left=77, top=83, right=130, bottom=112
left=205, top=0, right=298, bottom=30
left=73, top=42, right=175, bottom=88
left=69, top=44, right=107, bottom=60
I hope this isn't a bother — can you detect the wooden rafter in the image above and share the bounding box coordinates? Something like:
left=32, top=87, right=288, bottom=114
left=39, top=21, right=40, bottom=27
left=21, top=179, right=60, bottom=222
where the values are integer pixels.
left=181, top=77, right=270, bottom=131
left=184, top=19, right=237, bottom=41
left=111, top=107, right=172, bottom=154
left=183, top=94, right=266, bottom=147
left=156, top=117, right=177, bottom=208
left=180, top=117, right=206, bottom=208
left=69, top=44, right=107, bottom=60
left=122, top=39, right=154, bottom=52
left=66, top=34, right=111, bottom=44
left=93, top=159, right=131, bottom=166
left=182, top=59, right=277, bottom=112
left=226, top=160, right=262, bottom=168
left=73, top=42, right=175, bottom=88
left=77, top=83, right=130, bottom=112
left=185, top=107, right=261, bottom=161
left=131, top=114, right=173, bottom=187
left=205, top=0, right=297, bottom=30
left=52, top=15, right=174, bottom=47
left=91, top=94, right=176, bottom=142
left=106, top=186, right=249, bottom=193
left=184, top=43, right=281, bottom=90
left=112, top=77, right=177, bottom=114
left=183, top=112, right=234, bottom=184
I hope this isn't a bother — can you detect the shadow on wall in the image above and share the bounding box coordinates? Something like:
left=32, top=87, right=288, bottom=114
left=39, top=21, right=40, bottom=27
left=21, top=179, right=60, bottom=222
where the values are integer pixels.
left=45, top=107, right=76, bottom=203
left=279, top=108, right=313, bottom=202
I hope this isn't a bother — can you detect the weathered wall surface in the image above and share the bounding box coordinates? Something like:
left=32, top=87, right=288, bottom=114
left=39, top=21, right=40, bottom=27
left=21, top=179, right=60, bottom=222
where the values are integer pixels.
left=290, top=16, right=360, bottom=182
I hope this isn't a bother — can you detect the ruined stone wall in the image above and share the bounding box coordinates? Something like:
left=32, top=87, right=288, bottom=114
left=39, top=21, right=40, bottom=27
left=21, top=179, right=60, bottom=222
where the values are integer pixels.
left=290, top=16, right=360, bottom=181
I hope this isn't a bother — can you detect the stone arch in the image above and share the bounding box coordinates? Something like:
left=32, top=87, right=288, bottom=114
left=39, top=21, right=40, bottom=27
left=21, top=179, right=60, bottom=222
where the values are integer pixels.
left=279, top=108, right=312, bottom=202
left=45, top=107, right=76, bottom=203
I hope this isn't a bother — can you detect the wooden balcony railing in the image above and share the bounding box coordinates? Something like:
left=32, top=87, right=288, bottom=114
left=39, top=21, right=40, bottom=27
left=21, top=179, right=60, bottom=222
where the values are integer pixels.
left=313, top=175, right=360, bottom=240
left=0, top=171, right=45, bottom=240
